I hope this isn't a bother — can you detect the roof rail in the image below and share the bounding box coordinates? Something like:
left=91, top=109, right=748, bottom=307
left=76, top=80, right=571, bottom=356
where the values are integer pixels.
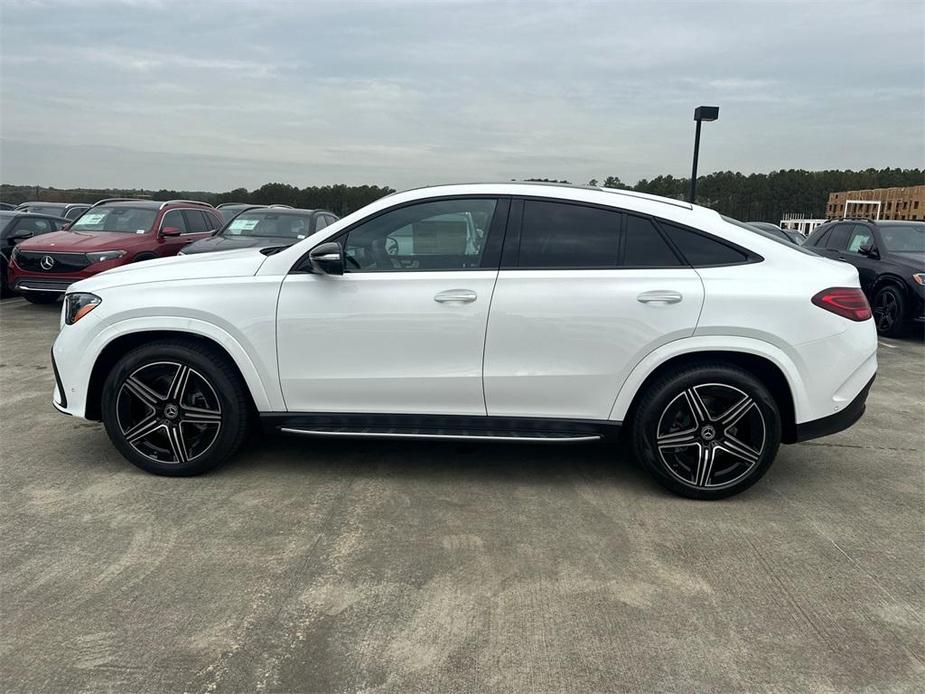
left=268, top=204, right=294, bottom=208
left=90, top=197, right=145, bottom=208
left=216, top=201, right=251, bottom=208
left=830, top=217, right=877, bottom=224
left=159, top=199, right=214, bottom=209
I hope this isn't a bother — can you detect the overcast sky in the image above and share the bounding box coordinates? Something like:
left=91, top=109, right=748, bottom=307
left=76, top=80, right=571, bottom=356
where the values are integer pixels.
left=1, top=0, right=922, bottom=192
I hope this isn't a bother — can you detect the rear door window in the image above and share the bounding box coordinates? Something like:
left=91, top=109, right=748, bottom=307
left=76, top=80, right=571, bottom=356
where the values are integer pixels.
left=518, top=200, right=620, bottom=268
left=825, top=224, right=853, bottom=250
left=623, top=215, right=683, bottom=267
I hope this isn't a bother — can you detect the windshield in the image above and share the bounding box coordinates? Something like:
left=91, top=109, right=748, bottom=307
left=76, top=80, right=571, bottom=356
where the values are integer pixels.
left=878, top=223, right=925, bottom=252
left=722, top=215, right=818, bottom=255
left=70, top=207, right=157, bottom=233
left=21, top=205, right=63, bottom=216
left=223, top=211, right=313, bottom=239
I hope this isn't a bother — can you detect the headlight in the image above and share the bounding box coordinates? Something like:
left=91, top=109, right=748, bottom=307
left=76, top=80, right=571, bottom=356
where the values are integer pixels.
left=86, top=250, right=126, bottom=264
left=64, top=293, right=101, bottom=325
left=11, top=246, right=21, bottom=264
left=913, top=273, right=924, bottom=286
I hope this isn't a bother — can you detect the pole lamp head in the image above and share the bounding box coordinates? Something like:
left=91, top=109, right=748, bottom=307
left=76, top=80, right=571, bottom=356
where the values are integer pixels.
left=694, top=106, right=719, bottom=122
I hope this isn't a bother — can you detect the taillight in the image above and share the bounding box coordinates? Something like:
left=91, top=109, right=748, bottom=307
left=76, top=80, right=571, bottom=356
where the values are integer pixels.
left=811, top=287, right=872, bottom=321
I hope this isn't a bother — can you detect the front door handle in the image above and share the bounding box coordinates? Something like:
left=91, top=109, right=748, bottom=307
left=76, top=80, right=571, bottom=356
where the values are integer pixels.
left=637, top=290, right=682, bottom=305
left=434, top=289, right=477, bottom=303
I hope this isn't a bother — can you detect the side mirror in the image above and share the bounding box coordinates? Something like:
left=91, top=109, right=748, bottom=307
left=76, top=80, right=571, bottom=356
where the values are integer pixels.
left=859, top=243, right=879, bottom=259
left=160, top=226, right=181, bottom=237
left=8, top=230, right=34, bottom=241
left=308, top=242, right=344, bottom=275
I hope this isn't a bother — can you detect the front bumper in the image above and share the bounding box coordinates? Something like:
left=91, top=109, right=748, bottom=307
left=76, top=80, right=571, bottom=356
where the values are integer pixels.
left=14, top=277, right=74, bottom=294
left=794, top=375, right=875, bottom=442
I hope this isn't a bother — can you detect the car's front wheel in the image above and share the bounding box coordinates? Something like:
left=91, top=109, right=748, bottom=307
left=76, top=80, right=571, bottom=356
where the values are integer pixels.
left=631, top=363, right=781, bottom=499
left=872, top=285, right=906, bottom=337
left=101, top=339, right=251, bottom=475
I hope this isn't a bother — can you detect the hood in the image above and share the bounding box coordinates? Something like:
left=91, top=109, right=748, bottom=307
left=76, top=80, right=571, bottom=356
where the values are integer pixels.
left=70, top=247, right=270, bottom=294
left=16, top=229, right=147, bottom=252
left=182, top=234, right=296, bottom=255
left=882, top=250, right=925, bottom=270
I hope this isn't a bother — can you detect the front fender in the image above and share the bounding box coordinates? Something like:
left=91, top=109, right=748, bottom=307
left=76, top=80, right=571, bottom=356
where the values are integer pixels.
left=54, top=315, right=284, bottom=418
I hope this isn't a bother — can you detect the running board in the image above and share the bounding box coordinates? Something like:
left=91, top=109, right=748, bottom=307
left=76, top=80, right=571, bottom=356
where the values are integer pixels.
left=279, top=426, right=602, bottom=443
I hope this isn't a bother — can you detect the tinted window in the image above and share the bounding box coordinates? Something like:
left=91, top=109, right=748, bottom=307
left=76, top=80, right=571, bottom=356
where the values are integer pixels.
left=64, top=206, right=88, bottom=220
left=846, top=226, right=873, bottom=253
left=623, top=215, right=682, bottom=267
left=661, top=223, right=750, bottom=266
left=806, top=224, right=834, bottom=247
left=519, top=200, right=619, bottom=268
left=183, top=210, right=210, bottom=233
left=13, top=217, right=54, bottom=234
left=225, top=211, right=314, bottom=239
left=71, top=207, right=157, bottom=233
left=344, top=198, right=496, bottom=272
left=879, top=223, right=925, bottom=252
left=315, top=215, right=329, bottom=231
left=161, top=209, right=190, bottom=233
left=825, top=224, right=853, bottom=250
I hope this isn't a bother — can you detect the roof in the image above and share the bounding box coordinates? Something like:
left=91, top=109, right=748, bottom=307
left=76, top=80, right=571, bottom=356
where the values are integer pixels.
left=394, top=181, right=694, bottom=212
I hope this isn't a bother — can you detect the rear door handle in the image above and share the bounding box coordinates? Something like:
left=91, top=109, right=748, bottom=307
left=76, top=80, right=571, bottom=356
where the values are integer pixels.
left=434, top=289, right=477, bottom=303
left=637, top=290, right=682, bottom=305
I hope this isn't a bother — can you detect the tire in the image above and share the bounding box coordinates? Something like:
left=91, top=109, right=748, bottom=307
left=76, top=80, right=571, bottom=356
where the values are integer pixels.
left=631, top=362, right=781, bottom=500
left=22, top=292, right=60, bottom=304
left=101, top=339, right=251, bottom=476
left=0, top=260, right=11, bottom=298
left=872, top=285, right=906, bottom=337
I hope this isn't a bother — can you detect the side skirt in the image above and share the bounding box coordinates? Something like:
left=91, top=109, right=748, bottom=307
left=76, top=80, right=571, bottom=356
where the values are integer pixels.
left=260, top=412, right=621, bottom=443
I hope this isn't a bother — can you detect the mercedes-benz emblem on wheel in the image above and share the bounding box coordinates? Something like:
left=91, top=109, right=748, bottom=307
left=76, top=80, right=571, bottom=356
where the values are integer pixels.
left=40, top=255, right=55, bottom=270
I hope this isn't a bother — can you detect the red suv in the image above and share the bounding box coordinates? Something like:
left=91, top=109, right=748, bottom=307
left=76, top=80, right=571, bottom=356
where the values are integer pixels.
left=8, top=199, right=223, bottom=303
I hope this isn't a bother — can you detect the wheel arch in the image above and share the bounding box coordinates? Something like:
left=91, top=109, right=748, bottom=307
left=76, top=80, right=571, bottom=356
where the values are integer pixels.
left=871, top=274, right=910, bottom=298
left=84, top=328, right=266, bottom=421
left=612, top=342, right=801, bottom=444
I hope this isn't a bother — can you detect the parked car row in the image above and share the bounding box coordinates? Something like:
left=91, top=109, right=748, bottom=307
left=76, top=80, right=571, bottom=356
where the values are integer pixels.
left=1, top=198, right=338, bottom=302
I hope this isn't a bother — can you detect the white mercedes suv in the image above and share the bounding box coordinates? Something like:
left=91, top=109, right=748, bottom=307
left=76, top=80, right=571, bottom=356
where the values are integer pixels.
left=50, top=183, right=878, bottom=498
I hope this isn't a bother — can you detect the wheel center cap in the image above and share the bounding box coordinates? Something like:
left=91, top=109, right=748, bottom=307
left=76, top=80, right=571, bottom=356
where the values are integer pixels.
left=164, top=403, right=180, bottom=420
left=701, top=425, right=716, bottom=442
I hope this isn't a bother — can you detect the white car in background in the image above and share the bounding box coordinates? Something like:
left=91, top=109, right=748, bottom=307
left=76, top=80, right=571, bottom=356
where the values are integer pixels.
left=50, top=183, right=877, bottom=498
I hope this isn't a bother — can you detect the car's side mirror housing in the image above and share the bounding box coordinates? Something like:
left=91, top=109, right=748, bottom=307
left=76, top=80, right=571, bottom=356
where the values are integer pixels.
left=308, top=242, right=344, bottom=275
left=8, top=230, right=34, bottom=241
left=859, top=243, right=879, bottom=259
left=160, top=226, right=182, bottom=237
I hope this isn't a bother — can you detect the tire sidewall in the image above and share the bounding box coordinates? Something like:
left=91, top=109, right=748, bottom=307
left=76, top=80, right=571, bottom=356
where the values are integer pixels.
left=633, top=365, right=782, bottom=500
left=101, top=342, right=245, bottom=476
left=874, top=285, right=905, bottom=337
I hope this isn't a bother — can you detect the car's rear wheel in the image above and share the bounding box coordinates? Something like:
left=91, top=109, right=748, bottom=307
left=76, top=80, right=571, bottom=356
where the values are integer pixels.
left=101, top=339, right=251, bottom=476
left=22, top=292, right=59, bottom=304
left=872, top=285, right=906, bottom=337
left=631, top=363, right=781, bottom=499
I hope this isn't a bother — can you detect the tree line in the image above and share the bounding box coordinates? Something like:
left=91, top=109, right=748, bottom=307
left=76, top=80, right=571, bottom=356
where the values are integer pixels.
left=2, top=167, right=921, bottom=222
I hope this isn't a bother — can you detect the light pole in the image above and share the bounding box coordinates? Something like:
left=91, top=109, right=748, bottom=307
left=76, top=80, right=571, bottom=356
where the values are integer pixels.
left=689, top=105, right=719, bottom=203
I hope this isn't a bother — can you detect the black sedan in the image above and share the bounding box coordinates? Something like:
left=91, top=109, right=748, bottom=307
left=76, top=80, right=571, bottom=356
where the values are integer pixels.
left=804, top=220, right=924, bottom=336
left=180, top=207, right=338, bottom=255
left=1, top=212, right=70, bottom=297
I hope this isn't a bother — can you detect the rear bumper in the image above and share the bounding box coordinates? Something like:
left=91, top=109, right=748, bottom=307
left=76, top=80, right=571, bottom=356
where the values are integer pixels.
left=794, top=375, right=875, bottom=442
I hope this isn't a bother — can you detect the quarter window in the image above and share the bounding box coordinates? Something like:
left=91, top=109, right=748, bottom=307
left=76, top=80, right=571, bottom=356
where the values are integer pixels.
left=343, top=199, right=497, bottom=272
left=660, top=223, right=750, bottom=266
left=518, top=200, right=620, bottom=268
